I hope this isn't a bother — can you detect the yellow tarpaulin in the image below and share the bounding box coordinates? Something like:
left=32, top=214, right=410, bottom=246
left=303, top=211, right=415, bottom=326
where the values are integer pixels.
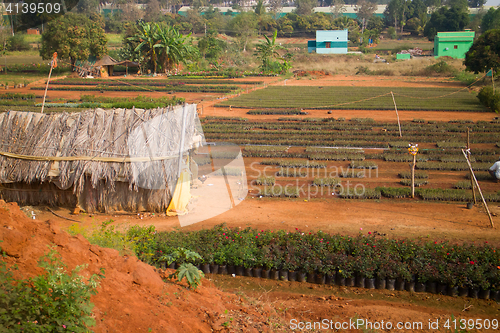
left=166, top=170, right=191, bottom=216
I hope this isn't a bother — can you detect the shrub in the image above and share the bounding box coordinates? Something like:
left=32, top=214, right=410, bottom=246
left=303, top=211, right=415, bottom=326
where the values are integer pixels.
left=377, top=186, right=412, bottom=198
left=276, top=167, right=307, bottom=177
left=313, top=178, right=341, bottom=187
left=7, top=34, right=31, bottom=51
left=260, top=186, right=300, bottom=197
left=477, top=86, right=500, bottom=113
left=338, top=188, right=381, bottom=199
left=350, top=161, right=378, bottom=169
left=422, top=60, right=457, bottom=76
left=400, top=179, right=428, bottom=187
left=0, top=246, right=104, bottom=332
left=170, top=263, right=204, bottom=290
left=255, top=176, right=276, bottom=186
left=454, top=180, right=472, bottom=189
left=436, top=141, right=466, bottom=148
left=399, top=171, right=428, bottom=179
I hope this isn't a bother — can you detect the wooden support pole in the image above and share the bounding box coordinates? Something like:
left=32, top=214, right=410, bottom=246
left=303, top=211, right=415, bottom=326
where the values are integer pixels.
left=492, top=68, right=495, bottom=94
left=467, top=128, right=477, bottom=204
left=391, top=91, right=402, bottom=137
left=221, top=166, right=236, bottom=209
left=41, top=61, right=54, bottom=113
left=462, top=149, right=494, bottom=228
left=411, top=153, right=416, bottom=198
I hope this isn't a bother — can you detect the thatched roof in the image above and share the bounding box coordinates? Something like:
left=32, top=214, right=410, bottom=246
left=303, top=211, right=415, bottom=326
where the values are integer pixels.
left=94, top=55, right=119, bottom=67
left=0, top=105, right=202, bottom=198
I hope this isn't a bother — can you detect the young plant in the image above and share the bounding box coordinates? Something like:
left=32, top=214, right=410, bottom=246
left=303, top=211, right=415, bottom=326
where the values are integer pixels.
left=0, top=245, right=104, bottom=332
left=171, top=263, right=204, bottom=290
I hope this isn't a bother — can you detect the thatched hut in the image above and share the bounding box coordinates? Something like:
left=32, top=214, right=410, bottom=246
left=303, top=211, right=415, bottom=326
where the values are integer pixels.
left=0, top=105, right=203, bottom=213
left=94, top=55, right=119, bottom=77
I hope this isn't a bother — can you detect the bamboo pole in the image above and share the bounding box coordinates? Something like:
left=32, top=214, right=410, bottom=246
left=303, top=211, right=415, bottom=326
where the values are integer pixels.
left=462, top=149, right=494, bottom=228
left=492, top=68, right=495, bottom=94
left=221, top=166, right=236, bottom=209
left=41, top=56, right=56, bottom=114
left=467, top=128, right=477, bottom=204
left=391, top=91, right=402, bottom=137
left=411, top=153, right=416, bottom=198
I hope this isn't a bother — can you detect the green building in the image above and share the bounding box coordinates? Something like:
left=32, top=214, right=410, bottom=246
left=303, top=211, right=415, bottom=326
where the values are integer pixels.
left=433, top=31, right=475, bottom=59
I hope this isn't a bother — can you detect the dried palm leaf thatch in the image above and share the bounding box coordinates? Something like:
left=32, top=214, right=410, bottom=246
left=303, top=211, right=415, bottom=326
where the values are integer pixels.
left=0, top=104, right=202, bottom=213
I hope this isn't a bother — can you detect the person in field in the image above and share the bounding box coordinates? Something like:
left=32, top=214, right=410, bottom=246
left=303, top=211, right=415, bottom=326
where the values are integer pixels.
left=489, top=157, right=500, bottom=181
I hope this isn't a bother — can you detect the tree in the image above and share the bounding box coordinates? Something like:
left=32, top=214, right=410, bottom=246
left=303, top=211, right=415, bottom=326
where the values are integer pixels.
left=384, top=0, right=410, bottom=34
left=254, top=30, right=290, bottom=74
left=355, top=0, right=377, bottom=33
left=128, top=21, right=160, bottom=73
left=481, top=7, right=500, bottom=32
left=40, top=13, right=107, bottom=69
left=155, top=24, right=198, bottom=73
left=198, top=32, right=227, bottom=61
left=13, top=0, right=79, bottom=32
left=144, top=0, right=162, bottom=22
left=227, top=12, right=257, bottom=52
left=467, top=0, right=486, bottom=8
left=268, top=0, right=284, bottom=19
left=464, top=29, right=500, bottom=74
left=76, top=0, right=100, bottom=14
left=127, top=21, right=197, bottom=74
left=295, top=0, right=316, bottom=16
left=423, top=6, right=469, bottom=41
left=330, top=0, right=347, bottom=19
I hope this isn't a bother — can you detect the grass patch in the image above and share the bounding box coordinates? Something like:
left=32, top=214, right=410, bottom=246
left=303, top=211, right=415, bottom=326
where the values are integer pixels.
left=215, top=86, right=485, bottom=111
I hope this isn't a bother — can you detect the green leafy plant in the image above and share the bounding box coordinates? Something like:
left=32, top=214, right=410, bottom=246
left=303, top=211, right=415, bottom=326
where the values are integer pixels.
left=0, top=245, right=104, bottom=332
left=170, top=263, right=204, bottom=290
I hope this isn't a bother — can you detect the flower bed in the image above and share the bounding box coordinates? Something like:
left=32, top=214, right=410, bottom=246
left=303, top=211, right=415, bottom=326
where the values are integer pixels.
left=398, top=171, right=429, bottom=179
left=349, top=161, right=378, bottom=169
left=261, top=159, right=327, bottom=168
left=400, top=179, right=428, bottom=187
left=308, top=153, right=365, bottom=161
left=32, top=85, right=237, bottom=93
left=130, top=225, right=500, bottom=299
left=247, top=108, right=306, bottom=115
left=255, top=176, right=276, bottom=186
left=312, top=178, right=341, bottom=187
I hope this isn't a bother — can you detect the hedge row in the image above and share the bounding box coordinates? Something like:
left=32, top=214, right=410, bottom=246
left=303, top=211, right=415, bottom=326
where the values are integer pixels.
left=135, top=225, right=500, bottom=292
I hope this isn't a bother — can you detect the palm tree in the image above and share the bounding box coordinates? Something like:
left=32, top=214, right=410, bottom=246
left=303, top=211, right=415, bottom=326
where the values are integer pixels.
left=128, top=21, right=160, bottom=74
left=154, top=25, right=197, bottom=73
left=254, top=30, right=283, bottom=73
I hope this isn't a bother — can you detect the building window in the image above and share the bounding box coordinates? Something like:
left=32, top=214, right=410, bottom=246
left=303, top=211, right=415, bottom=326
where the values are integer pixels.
left=325, top=42, right=331, bottom=48
left=454, top=45, right=458, bottom=49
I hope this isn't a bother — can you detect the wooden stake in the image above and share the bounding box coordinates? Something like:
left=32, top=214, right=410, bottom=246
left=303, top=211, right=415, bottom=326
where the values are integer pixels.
left=467, top=128, right=476, bottom=204
left=411, top=153, right=416, bottom=198
left=462, top=149, right=494, bottom=228
left=41, top=61, right=54, bottom=113
left=492, top=68, right=495, bottom=94
left=221, top=166, right=236, bottom=209
left=391, top=91, right=402, bottom=137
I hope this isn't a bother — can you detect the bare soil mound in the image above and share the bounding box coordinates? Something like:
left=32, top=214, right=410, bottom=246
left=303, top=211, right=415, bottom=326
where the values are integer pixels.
left=0, top=200, right=277, bottom=333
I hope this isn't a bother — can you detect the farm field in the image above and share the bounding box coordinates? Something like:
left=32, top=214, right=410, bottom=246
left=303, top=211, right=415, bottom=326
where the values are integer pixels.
left=1, top=70, right=500, bottom=332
